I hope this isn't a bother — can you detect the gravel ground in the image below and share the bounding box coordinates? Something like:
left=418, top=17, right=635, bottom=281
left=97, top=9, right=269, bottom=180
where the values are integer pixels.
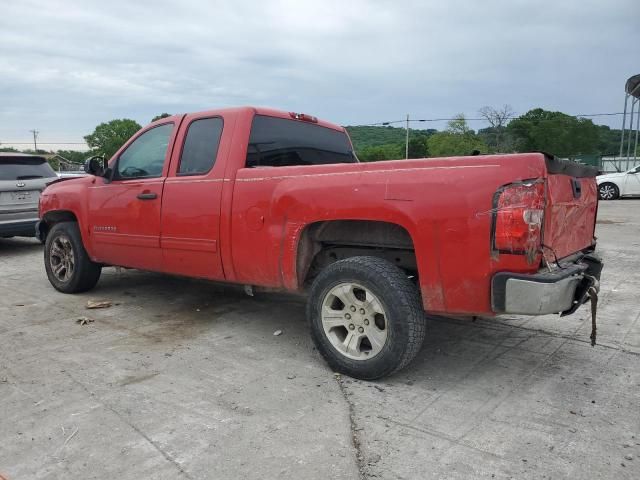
left=1, top=200, right=639, bottom=479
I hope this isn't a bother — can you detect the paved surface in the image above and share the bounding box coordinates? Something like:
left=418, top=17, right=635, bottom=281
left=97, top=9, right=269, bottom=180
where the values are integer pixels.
left=1, top=200, right=639, bottom=479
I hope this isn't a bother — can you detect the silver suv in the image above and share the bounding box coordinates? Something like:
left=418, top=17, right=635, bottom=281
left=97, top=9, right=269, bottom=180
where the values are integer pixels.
left=0, top=153, right=58, bottom=238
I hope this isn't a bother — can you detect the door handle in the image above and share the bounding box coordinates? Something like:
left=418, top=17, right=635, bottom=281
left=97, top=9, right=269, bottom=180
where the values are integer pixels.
left=137, top=192, right=157, bottom=200
left=571, top=178, right=582, bottom=199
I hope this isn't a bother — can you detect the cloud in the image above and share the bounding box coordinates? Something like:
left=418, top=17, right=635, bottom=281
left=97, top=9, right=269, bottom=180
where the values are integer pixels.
left=1, top=0, right=638, bottom=147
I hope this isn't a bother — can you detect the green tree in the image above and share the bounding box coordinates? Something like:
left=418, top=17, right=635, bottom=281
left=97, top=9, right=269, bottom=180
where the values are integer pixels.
left=20, top=148, right=48, bottom=155
left=407, top=136, right=429, bottom=158
left=446, top=115, right=472, bottom=135
left=478, top=105, right=515, bottom=152
left=507, top=108, right=599, bottom=156
left=427, top=115, right=489, bottom=157
left=346, top=125, right=437, bottom=152
left=152, top=113, right=171, bottom=122
left=84, top=119, right=142, bottom=158
left=357, top=143, right=403, bottom=161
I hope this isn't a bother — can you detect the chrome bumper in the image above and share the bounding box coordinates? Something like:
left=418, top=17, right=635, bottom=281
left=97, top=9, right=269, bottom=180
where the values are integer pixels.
left=492, top=253, right=603, bottom=316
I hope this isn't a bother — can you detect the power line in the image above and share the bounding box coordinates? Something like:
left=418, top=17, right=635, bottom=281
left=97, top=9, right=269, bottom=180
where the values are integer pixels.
left=350, top=111, right=625, bottom=127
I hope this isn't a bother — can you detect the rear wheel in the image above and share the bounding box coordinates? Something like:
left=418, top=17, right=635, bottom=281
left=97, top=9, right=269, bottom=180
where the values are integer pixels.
left=598, top=182, right=619, bottom=200
left=307, top=256, right=426, bottom=380
left=44, top=222, right=101, bottom=293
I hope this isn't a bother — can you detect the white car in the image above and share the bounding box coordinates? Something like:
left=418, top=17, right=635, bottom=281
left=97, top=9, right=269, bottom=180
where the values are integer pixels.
left=596, top=165, right=640, bottom=200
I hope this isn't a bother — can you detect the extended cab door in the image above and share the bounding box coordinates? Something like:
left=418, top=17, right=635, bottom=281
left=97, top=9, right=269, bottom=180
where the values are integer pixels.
left=87, top=122, right=178, bottom=271
left=159, top=113, right=228, bottom=279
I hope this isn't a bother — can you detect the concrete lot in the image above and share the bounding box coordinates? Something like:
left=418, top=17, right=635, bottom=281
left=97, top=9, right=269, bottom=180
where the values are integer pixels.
left=1, top=200, right=639, bottom=480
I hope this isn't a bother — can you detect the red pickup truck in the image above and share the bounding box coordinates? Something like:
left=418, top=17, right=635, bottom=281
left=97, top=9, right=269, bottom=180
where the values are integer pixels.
left=38, top=107, right=602, bottom=379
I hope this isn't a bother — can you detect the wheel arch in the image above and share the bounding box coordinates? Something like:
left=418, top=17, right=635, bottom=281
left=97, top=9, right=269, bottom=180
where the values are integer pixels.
left=292, top=219, right=419, bottom=290
left=39, top=210, right=79, bottom=238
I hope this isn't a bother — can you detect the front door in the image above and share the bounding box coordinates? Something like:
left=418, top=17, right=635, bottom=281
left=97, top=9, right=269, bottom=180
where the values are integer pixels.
left=87, top=122, right=177, bottom=271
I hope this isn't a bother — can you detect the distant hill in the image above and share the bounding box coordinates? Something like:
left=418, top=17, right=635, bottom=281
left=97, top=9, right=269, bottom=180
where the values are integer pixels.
left=345, top=125, right=437, bottom=152
left=346, top=122, right=627, bottom=157
left=595, top=125, right=626, bottom=156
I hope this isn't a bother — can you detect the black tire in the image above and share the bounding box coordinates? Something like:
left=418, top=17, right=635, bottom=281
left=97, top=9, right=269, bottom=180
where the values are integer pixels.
left=598, top=182, right=619, bottom=200
left=307, top=256, right=426, bottom=380
left=44, top=222, right=102, bottom=293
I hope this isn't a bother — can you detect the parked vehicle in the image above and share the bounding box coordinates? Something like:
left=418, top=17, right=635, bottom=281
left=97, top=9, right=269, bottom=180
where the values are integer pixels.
left=0, top=153, right=58, bottom=238
left=596, top=164, right=640, bottom=199
left=37, top=107, right=603, bottom=379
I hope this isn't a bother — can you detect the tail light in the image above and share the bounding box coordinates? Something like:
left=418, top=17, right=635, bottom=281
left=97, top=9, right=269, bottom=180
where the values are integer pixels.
left=492, top=181, right=545, bottom=254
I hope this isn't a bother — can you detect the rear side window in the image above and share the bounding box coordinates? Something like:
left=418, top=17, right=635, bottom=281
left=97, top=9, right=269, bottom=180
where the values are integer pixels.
left=246, top=115, right=356, bottom=167
left=0, top=157, right=57, bottom=180
left=178, top=117, right=224, bottom=175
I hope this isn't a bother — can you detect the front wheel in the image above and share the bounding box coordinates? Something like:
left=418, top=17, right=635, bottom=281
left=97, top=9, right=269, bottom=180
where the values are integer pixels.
left=44, top=222, right=102, bottom=293
left=598, top=182, right=619, bottom=200
left=307, top=256, right=426, bottom=380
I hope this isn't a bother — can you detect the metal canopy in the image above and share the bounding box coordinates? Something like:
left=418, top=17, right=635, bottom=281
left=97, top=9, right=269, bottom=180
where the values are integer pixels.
left=625, top=74, right=640, bottom=98
left=617, top=73, right=640, bottom=168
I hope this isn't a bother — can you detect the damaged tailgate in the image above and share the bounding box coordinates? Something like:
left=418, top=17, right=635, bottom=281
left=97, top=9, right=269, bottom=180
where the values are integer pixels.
left=543, top=156, right=599, bottom=260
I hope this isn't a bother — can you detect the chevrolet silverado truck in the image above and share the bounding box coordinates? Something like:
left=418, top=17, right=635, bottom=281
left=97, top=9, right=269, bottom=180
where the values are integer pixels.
left=37, top=107, right=603, bottom=379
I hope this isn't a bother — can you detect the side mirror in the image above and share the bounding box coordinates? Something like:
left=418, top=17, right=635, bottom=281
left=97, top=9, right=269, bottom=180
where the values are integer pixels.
left=84, top=156, right=108, bottom=177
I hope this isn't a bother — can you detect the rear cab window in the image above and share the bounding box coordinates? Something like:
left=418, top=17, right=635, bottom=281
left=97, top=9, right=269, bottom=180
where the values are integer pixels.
left=246, top=115, right=356, bottom=167
left=0, top=156, right=57, bottom=180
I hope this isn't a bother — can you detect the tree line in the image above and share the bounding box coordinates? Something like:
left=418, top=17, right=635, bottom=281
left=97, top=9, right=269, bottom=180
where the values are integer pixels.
left=0, top=108, right=633, bottom=166
left=348, top=106, right=631, bottom=161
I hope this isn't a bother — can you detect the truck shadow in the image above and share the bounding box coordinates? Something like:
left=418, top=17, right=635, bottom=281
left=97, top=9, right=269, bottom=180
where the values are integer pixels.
left=0, top=237, right=42, bottom=255
left=90, top=268, right=309, bottom=348
left=89, top=267, right=592, bottom=385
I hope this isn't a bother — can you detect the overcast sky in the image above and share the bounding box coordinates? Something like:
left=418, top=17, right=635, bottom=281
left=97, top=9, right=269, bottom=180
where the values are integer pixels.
left=1, top=0, right=638, bottom=150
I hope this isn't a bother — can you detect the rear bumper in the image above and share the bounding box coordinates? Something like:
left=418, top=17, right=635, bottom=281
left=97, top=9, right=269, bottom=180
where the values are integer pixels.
left=492, top=253, right=603, bottom=315
left=0, top=219, right=39, bottom=237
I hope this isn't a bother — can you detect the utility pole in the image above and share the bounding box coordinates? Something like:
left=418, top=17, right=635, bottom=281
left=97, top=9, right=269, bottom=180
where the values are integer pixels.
left=29, top=129, right=39, bottom=152
left=405, top=114, right=409, bottom=159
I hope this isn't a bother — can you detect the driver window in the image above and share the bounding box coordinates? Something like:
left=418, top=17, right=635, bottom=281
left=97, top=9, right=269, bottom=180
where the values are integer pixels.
left=115, top=123, right=173, bottom=179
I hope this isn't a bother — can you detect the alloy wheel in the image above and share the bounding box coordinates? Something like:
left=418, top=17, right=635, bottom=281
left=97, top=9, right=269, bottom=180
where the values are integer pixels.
left=49, top=235, right=75, bottom=282
left=321, top=282, right=388, bottom=360
left=599, top=184, right=616, bottom=200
